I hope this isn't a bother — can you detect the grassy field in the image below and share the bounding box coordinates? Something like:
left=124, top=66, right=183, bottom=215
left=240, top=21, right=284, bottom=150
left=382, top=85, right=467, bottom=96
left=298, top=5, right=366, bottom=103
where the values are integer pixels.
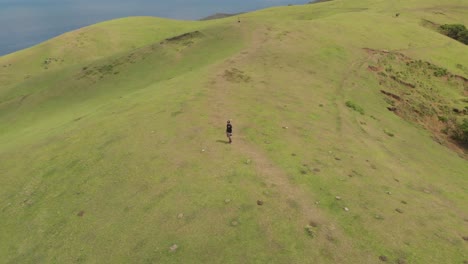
left=1, top=0, right=467, bottom=263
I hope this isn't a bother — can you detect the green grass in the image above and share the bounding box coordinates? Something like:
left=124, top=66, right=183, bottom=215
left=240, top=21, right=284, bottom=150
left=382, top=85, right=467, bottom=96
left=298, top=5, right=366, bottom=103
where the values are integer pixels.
left=345, top=101, right=365, bottom=115
left=1, top=0, right=468, bottom=263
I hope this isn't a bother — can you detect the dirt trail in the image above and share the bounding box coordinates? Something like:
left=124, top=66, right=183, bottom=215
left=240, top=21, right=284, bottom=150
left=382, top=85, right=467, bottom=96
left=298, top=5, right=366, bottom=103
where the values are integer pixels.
left=205, top=22, right=372, bottom=262
left=209, top=24, right=316, bottom=207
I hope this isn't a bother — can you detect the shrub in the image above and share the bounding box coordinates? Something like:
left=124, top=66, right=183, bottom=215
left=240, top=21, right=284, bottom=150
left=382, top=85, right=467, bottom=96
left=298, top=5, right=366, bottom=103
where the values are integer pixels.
left=434, top=67, right=448, bottom=77
left=345, top=101, right=365, bottom=115
left=440, top=24, right=468, bottom=45
left=455, top=118, right=468, bottom=144
left=458, top=30, right=468, bottom=45
left=384, top=129, right=395, bottom=137
left=440, top=24, right=466, bottom=38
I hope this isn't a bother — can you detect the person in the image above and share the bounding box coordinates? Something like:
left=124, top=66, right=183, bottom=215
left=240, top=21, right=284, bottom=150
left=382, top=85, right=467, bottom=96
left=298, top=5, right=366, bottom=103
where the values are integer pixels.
left=226, top=120, right=233, bottom=144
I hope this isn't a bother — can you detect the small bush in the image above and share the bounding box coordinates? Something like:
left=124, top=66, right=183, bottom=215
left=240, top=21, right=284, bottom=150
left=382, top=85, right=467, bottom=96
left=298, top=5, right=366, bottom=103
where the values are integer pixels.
left=458, top=30, right=468, bottom=45
left=438, top=116, right=448, bottom=123
left=454, top=118, right=468, bottom=144
left=304, top=225, right=316, bottom=238
left=434, top=67, right=448, bottom=77
left=440, top=24, right=468, bottom=45
left=345, top=101, right=365, bottom=115
left=384, top=129, right=395, bottom=137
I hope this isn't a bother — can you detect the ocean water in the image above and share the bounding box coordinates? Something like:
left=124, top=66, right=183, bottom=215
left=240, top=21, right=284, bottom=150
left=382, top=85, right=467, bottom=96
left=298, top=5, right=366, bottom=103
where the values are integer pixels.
left=0, top=0, right=310, bottom=56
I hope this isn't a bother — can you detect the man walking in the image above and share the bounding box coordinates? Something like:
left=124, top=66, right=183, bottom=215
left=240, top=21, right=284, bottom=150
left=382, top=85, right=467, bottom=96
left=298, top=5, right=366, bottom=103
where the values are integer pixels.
left=226, top=120, right=233, bottom=144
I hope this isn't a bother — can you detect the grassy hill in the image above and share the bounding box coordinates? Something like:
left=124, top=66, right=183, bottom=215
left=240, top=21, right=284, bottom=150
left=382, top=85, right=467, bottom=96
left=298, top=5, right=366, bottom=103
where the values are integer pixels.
left=1, top=0, right=467, bottom=263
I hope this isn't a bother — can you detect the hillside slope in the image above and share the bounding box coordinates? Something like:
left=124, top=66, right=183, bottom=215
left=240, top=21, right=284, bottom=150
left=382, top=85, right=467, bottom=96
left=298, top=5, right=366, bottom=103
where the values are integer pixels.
left=1, top=0, right=467, bottom=263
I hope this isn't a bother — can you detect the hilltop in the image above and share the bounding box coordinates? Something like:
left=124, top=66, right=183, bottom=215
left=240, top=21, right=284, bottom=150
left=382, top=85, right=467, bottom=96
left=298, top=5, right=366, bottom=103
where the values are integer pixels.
left=0, top=0, right=467, bottom=263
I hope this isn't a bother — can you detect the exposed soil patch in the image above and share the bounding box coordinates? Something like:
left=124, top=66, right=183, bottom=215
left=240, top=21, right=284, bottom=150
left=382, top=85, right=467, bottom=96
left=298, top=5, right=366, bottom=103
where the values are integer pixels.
left=389, top=75, right=416, bottom=88
left=77, top=210, right=85, bottom=217
left=368, top=65, right=380, bottom=72
left=363, top=47, right=386, bottom=55
left=397, top=258, right=407, bottom=264
left=365, top=48, right=468, bottom=157
left=308, top=220, right=319, bottom=227
left=326, top=233, right=336, bottom=242
left=380, top=90, right=401, bottom=101
left=454, top=74, right=468, bottom=83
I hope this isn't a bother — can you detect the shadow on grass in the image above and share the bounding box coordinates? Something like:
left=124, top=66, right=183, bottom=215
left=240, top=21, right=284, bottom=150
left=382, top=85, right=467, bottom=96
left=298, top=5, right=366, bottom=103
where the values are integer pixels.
left=216, top=140, right=230, bottom=144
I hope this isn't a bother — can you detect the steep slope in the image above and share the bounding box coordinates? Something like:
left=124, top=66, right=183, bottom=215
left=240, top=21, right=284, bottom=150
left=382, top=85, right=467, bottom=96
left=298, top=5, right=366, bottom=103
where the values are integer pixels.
left=1, top=0, right=467, bottom=263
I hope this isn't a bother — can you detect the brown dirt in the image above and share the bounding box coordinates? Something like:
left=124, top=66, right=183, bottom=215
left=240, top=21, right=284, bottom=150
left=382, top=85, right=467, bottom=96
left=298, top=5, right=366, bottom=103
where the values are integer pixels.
left=380, top=90, right=401, bottom=101
left=309, top=220, right=319, bottom=227
left=379, top=255, right=388, bottom=262
left=364, top=48, right=468, bottom=158
left=363, top=48, right=390, bottom=55
left=397, top=258, right=407, bottom=264
left=77, top=210, right=85, bottom=217
left=453, top=74, right=468, bottom=83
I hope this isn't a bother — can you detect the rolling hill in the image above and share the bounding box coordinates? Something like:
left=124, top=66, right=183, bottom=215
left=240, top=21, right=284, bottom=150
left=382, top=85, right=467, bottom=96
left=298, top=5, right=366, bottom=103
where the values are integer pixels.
left=1, top=0, right=467, bottom=263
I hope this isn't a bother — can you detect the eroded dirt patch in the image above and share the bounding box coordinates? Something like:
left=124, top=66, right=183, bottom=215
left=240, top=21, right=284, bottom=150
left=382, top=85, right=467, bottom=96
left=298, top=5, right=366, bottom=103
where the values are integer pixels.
left=365, top=48, right=468, bottom=157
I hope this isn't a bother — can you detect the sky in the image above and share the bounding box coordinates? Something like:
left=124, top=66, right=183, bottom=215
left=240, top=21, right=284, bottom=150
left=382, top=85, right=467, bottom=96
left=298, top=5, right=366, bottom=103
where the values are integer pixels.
left=0, top=0, right=310, bottom=56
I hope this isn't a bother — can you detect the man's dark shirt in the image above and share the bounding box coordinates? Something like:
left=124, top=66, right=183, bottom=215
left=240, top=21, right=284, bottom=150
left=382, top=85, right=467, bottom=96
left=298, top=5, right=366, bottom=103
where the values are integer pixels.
left=226, top=124, right=232, bottom=133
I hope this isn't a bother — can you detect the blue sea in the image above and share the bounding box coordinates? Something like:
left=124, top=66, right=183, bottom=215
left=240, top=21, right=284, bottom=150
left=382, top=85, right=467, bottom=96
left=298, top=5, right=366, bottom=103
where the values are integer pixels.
left=0, top=0, right=310, bottom=56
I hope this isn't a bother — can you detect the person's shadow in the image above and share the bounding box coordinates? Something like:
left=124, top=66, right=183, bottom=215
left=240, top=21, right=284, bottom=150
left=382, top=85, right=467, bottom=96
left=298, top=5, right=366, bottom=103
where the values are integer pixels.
left=216, top=140, right=230, bottom=144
